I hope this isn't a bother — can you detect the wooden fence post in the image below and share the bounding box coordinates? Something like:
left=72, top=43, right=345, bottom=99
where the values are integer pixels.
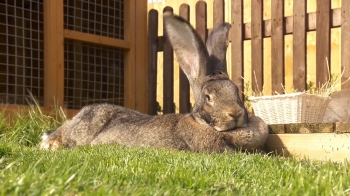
left=179, top=4, right=191, bottom=113
left=213, top=0, right=224, bottom=26
left=163, top=7, right=175, bottom=114
left=251, top=0, right=263, bottom=92
left=135, top=0, right=149, bottom=113
left=271, top=0, right=284, bottom=94
left=148, top=9, right=159, bottom=115
left=316, top=0, right=331, bottom=87
left=342, top=1, right=350, bottom=89
left=231, top=0, right=244, bottom=101
left=124, top=1, right=136, bottom=110
left=293, top=0, right=307, bottom=91
left=195, top=1, right=207, bottom=43
left=44, top=0, right=64, bottom=108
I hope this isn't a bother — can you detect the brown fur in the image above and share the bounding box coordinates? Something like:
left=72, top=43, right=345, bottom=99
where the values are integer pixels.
left=40, top=15, right=269, bottom=152
left=41, top=104, right=268, bottom=152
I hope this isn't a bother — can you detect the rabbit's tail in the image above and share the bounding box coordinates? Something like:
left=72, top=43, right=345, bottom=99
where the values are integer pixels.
left=40, top=129, right=63, bottom=150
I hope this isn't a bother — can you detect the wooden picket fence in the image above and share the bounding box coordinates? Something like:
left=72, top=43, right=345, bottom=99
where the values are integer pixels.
left=147, top=0, right=350, bottom=115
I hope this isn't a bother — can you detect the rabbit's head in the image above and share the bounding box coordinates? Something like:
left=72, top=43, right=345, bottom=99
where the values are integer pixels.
left=164, top=14, right=248, bottom=131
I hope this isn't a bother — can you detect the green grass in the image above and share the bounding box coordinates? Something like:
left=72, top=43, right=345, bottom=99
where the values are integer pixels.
left=1, top=106, right=350, bottom=195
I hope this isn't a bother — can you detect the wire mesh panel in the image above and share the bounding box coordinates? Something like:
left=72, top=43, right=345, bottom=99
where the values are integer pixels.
left=0, top=0, right=44, bottom=105
left=64, top=0, right=124, bottom=39
left=64, top=40, right=124, bottom=109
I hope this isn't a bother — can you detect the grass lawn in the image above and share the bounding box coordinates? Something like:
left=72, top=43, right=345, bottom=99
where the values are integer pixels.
left=0, top=106, right=349, bottom=195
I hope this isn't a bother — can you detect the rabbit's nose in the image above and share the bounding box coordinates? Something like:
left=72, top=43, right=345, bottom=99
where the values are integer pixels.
left=228, top=112, right=236, bottom=118
left=227, top=110, right=247, bottom=127
left=227, top=109, right=242, bottom=118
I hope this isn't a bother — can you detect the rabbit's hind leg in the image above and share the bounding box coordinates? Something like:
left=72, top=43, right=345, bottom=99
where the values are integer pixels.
left=40, top=129, right=63, bottom=150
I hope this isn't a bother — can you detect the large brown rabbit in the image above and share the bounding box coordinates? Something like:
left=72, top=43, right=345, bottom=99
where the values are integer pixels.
left=40, top=14, right=268, bottom=152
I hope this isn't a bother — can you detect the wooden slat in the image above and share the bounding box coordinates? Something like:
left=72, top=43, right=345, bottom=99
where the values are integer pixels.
left=251, top=0, right=263, bottom=92
left=285, top=123, right=334, bottom=133
left=213, top=0, right=224, bottom=27
left=269, top=123, right=335, bottom=134
left=341, top=1, right=350, bottom=89
left=156, top=8, right=342, bottom=51
left=242, top=8, right=341, bottom=40
left=335, top=122, right=350, bottom=133
left=231, top=0, right=244, bottom=101
left=0, top=104, right=79, bottom=120
left=195, top=1, right=207, bottom=43
left=163, top=7, right=175, bottom=114
left=135, top=0, right=149, bottom=113
left=148, top=9, right=159, bottom=115
left=123, top=1, right=136, bottom=110
left=316, top=0, right=331, bottom=87
left=155, top=8, right=342, bottom=47
left=293, top=0, right=307, bottom=91
left=268, top=124, right=286, bottom=134
left=265, top=134, right=350, bottom=162
left=271, top=0, right=284, bottom=94
left=157, top=36, right=164, bottom=52
left=179, top=4, right=191, bottom=114
left=64, top=30, right=131, bottom=49
left=43, top=0, right=64, bottom=108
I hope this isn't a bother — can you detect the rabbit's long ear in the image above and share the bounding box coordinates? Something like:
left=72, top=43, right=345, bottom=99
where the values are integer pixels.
left=206, top=22, right=231, bottom=75
left=164, top=14, right=209, bottom=99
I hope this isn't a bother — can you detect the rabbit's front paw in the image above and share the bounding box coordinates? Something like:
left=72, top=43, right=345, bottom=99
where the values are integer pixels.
left=40, top=131, right=62, bottom=150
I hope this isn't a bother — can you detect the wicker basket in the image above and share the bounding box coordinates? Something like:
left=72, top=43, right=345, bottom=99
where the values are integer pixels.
left=249, top=92, right=331, bottom=124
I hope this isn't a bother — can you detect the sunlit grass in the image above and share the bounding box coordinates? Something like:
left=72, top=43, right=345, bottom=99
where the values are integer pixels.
left=0, top=105, right=349, bottom=195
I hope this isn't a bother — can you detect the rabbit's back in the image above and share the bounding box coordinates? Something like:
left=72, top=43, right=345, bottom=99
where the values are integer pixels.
left=43, top=103, right=267, bottom=152
left=59, top=104, right=189, bottom=149
left=56, top=104, right=235, bottom=152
